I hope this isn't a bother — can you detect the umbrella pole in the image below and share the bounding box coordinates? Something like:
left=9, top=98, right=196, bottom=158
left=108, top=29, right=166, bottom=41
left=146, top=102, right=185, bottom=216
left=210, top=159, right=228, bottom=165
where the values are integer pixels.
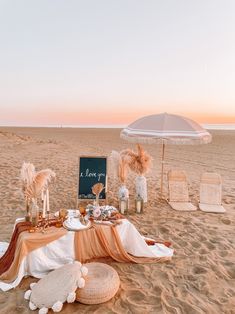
left=160, top=142, right=165, bottom=199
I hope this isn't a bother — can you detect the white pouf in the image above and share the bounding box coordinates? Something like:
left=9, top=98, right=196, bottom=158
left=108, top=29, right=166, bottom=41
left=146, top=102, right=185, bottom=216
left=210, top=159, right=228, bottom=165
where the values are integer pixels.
left=24, top=261, right=87, bottom=313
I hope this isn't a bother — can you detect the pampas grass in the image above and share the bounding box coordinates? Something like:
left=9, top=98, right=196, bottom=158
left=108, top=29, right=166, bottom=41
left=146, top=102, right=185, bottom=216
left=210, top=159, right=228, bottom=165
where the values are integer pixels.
left=20, top=163, right=56, bottom=203
left=121, top=144, right=152, bottom=176
left=25, top=169, right=56, bottom=201
left=92, top=183, right=105, bottom=205
left=110, top=145, right=152, bottom=181
left=20, top=162, right=35, bottom=195
left=92, top=183, right=104, bottom=196
left=110, top=150, right=129, bottom=184
left=118, top=158, right=129, bottom=184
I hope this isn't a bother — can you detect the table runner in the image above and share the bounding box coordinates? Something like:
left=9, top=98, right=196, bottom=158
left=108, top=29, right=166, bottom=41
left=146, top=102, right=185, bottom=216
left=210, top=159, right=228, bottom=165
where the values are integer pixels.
left=74, top=223, right=171, bottom=264
left=0, top=227, right=67, bottom=283
left=0, top=221, right=31, bottom=276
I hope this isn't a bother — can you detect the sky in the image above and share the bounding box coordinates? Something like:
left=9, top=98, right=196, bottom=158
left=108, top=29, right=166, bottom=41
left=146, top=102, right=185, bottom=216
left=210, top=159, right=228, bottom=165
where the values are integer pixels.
left=0, top=0, right=235, bottom=126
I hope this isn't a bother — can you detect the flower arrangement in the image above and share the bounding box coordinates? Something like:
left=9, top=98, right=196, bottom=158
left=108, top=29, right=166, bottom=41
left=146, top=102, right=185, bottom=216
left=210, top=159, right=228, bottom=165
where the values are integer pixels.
left=86, top=205, right=117, bottom=220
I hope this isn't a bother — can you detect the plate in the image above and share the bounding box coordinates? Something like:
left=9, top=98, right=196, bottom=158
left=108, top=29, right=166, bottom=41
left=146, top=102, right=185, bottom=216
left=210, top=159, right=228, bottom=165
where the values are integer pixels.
left=63, top=218, right=91, bottom=231
left=54, top=209, right=80, bottom=218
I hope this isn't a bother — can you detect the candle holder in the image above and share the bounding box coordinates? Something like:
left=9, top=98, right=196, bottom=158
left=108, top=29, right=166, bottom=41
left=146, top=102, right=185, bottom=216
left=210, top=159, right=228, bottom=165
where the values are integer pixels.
left=119, top=195, right=129, bottom=215
left=36, top=217, right=50, bottom=233
left=28, top=215, right=51, bottom=233
left=135, top=194, right=144, bottom=214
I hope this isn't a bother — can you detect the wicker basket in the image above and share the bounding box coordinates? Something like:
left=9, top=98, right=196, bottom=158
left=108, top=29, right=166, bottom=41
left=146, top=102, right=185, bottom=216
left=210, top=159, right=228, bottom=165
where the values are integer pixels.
left=76, top=262, right=120, bottom=304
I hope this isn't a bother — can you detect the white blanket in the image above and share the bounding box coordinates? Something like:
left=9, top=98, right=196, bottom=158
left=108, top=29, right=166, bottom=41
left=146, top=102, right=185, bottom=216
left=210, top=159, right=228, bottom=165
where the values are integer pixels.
left=0, top=219, right=173, bottom=291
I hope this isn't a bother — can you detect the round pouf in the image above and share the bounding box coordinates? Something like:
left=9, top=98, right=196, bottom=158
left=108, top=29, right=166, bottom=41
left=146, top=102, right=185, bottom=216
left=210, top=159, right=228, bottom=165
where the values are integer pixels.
left=76, top=262, right=120, bottom=304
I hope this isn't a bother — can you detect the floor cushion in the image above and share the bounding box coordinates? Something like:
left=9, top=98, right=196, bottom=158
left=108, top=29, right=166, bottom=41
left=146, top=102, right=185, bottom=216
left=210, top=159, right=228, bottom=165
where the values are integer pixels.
left=24, top=261, right=88, bottom=313
left=76, top=262, right=120, bottom=304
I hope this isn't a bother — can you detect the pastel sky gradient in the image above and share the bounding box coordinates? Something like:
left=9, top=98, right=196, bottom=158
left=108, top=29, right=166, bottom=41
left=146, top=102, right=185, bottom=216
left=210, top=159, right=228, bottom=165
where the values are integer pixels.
left=0, top=0, right=235, bottom=126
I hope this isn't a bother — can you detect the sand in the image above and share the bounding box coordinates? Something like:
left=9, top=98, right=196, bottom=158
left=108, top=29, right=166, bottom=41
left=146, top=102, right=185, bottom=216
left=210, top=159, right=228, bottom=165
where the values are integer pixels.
left=0, top=127, right=235, bottom=314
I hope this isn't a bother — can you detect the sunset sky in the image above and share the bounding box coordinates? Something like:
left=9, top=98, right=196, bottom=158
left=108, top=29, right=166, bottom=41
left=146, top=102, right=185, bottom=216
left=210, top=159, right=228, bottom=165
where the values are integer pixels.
left=0, top=0, right=235, bottom=126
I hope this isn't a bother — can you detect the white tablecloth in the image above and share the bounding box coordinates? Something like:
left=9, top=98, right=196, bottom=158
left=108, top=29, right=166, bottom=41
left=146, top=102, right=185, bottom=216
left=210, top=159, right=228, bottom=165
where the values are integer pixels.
left=0, top=219, right=173, bottom=291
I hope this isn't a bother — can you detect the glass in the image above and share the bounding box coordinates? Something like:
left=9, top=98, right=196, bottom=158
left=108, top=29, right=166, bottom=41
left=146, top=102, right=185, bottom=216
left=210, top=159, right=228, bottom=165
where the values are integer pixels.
left=79, top=206, right=86, bottom=216
left=59, top=208, right=68, bottom=220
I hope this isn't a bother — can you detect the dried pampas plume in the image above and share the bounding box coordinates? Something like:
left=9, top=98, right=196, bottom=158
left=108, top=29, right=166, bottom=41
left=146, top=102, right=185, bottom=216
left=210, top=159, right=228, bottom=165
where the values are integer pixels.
left=92, top=182, right=105, bottom=205
left=20, top=162, right=35, bottom=193
left=20, top=163, right=56, bottom=202
left=122, top=144, right=152, bottom=176
left=25, top=169, right=56, bottom=201
left=92, top=183, right=104, bottom=196
left=110, top=145, right=152, bottom=182
left=110, top=150, right=129, bottom=184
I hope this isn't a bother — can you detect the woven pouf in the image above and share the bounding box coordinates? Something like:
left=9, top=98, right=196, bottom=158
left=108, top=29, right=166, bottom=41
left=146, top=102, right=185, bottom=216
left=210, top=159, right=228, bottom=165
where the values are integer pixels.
left=76, top=262, right=120, bottom=304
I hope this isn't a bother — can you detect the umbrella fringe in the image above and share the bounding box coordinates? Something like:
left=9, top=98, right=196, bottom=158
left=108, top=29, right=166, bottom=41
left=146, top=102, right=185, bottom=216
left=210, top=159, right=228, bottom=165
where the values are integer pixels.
left=120, top=133, right=212, bottom=145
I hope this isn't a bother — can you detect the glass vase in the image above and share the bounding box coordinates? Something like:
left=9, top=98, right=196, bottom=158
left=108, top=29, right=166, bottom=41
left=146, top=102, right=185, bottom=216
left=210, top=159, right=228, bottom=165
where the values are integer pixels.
left=31, top=202, right=39, bottom=227
left=25, top=200, right=31, bottom=222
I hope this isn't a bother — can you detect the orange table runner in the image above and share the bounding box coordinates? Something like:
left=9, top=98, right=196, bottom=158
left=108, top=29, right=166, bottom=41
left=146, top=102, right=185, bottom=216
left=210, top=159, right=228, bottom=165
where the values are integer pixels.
left=0, top=222, right=31, bottom=276
left=74, top=223, right=171, bottom=264
left=0, top=227, right=67, bottom=283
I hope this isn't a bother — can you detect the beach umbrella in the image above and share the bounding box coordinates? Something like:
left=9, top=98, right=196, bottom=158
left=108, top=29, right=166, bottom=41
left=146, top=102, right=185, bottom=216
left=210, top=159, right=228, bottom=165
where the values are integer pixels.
left=120, top=112, right=212, bottom=198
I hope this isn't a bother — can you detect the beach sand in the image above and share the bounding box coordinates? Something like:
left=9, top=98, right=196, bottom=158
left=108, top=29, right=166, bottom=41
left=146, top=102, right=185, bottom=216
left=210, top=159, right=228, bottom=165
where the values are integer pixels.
left=0, top=127, right=235, bottom=314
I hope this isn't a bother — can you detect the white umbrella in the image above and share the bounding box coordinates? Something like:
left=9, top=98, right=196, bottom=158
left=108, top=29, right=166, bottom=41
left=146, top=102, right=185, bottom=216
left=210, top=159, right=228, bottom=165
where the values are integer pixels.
left=120, top=112, right=212, bottom=198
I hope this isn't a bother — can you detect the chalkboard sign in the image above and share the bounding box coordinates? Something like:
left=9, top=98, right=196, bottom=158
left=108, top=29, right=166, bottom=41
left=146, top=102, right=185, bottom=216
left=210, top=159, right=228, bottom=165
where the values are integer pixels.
left=78, top=156, right=107, bottom=200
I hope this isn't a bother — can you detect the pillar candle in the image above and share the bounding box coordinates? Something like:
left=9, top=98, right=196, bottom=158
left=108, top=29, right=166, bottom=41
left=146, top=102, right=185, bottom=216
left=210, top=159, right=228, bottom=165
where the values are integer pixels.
left=46, top=189, right=50, bottom=214
left=120, top=200, right=126, bottom=215
left=136, top=201, right=142, bottom=213
left=41, top=190, right=44, bottom=202
left=42, top=190, right=46, bottom=219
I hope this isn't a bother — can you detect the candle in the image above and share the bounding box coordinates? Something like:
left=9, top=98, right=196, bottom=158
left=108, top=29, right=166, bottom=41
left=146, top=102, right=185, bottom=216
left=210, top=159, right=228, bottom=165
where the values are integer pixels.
left=41, top=190, right=44, bottom=202
left=135, top=195, right=143, bottom=214
left=120, top=200, right=126, bottom=215
left=46, top=189, right=50, bottom=214
left=136, top=201, right=141, bottom=213
left=42, top=190, right=46, bottom=218
left=105, top=175, right=108, bottom=193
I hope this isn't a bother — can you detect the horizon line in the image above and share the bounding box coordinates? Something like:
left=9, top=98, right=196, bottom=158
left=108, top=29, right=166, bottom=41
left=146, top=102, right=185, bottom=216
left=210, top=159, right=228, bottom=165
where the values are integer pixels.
left=1, top=123, right=235, bottom=130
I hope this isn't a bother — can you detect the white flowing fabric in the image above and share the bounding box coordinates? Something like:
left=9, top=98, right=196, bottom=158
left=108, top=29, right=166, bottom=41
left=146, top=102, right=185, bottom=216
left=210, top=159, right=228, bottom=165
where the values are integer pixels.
left=0, top=242, right=9, bottom=258
left=0, top=219, right=173, bottom=291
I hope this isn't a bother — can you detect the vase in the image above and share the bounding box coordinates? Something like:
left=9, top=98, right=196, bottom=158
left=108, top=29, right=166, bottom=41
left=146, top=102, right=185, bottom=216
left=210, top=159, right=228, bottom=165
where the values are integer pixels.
left=31, top=201, right=39, bottom=227
left=118, top=185, right=129, bottom=199
left=25, top=200, right=31, bottom=222
left=94, top=194, right=100, bottom=207
left=135, top=175, right=147, bottom=203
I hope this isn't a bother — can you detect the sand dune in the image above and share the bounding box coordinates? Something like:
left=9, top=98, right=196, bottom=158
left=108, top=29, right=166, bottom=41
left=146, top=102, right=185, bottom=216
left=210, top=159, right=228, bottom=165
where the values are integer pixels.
left=0, top=127, right=235, bottom=313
